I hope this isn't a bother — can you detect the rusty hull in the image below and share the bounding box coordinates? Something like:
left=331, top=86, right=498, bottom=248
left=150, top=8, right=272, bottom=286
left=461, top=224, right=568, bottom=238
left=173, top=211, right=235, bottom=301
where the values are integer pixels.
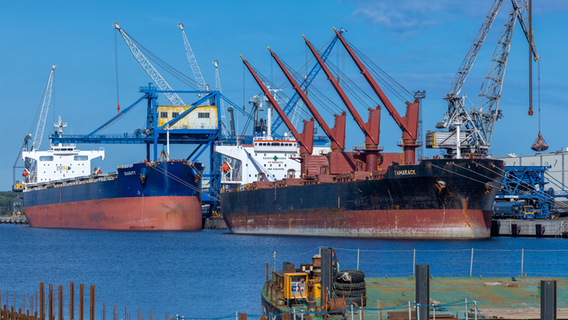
left=222, top=158, right=504, bottom=239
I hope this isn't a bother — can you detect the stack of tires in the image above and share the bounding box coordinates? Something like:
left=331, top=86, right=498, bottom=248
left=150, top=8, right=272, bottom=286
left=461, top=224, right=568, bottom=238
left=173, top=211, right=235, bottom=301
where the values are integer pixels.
left=333, top=270, right=366, bottom=306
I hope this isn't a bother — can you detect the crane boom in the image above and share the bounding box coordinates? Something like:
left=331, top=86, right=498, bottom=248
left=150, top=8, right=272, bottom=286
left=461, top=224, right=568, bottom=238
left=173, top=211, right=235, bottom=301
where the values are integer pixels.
left=241, top=55, right=312, bottom=155
left=449, top=0, right=504, bottom=96
left=429, top=0, right=539, bottom=158
left=269, top=47, right=345, bottom=150
left=178, top=23, right=207, bottom=97
left=512, top=0, right=540, bottom=61
left=213, top=60, right=230, bottom=138
left=271, top=32, right=342, bottom=133
left=32, top=65, right=56, bottom=151
left=334, top=28, right=414, bottom=139
left=113, top=22, right=185, bottom=106
left=303, top=35, right=377, bottom=145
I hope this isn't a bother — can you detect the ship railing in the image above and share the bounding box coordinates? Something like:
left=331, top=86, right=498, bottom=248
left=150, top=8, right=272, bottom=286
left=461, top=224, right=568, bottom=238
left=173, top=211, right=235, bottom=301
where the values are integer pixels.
left=23, top=173, right=118, bottom=191
left=269, top=246, right=568, bottom=278
left=171, top=298, right=494, bottom=320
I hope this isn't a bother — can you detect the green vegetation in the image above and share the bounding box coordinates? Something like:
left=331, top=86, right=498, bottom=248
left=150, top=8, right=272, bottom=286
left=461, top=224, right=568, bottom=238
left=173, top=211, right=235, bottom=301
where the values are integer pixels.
left=0, top=191, right=21, bottom=216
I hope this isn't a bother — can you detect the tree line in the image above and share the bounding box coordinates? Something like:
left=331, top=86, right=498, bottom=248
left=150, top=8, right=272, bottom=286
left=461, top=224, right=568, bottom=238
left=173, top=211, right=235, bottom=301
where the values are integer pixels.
left=0, top=191, right=21, bottom=216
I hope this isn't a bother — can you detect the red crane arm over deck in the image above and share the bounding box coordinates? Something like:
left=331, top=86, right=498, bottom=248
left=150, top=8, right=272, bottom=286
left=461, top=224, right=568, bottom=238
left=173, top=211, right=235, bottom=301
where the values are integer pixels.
left=334, top=28, right=416, bottom=140
left=334, top=28, right=420, bottom=164
left=303, top=35, right=381, bottom=147
left=268, top=47, right=346, bottom=151
left=241, top=55, right=314, bottom=155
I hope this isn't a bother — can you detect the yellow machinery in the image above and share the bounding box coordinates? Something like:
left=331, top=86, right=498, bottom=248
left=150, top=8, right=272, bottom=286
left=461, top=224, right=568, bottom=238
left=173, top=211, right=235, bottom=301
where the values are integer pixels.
left=307, top=279, right=321, bottom=300
left=283, top=273, right=308, bottom=300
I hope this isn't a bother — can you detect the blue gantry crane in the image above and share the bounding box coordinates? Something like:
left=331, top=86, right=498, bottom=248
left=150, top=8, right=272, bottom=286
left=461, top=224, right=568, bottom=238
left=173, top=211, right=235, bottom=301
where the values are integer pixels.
left=49, top=24, right=343, bottom=218
left=495, top=166, right=568, bottom=219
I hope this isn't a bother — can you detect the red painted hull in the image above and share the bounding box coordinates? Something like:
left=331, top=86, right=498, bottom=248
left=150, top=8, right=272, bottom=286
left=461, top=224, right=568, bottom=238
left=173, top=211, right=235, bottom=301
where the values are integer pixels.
left=225, top=208, right=492, bottom=239
left=25, top=196, right=202, bottom=231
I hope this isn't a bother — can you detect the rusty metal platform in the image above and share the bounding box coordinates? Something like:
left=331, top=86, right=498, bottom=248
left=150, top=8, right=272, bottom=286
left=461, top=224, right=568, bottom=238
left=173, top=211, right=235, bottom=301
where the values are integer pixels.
left=365, top=277, right=568, bottom=319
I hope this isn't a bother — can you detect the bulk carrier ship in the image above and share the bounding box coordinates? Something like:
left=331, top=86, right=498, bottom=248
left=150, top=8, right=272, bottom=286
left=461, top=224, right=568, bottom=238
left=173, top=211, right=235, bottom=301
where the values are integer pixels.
left=218, top=29, right=505, bottom=239
left=21, top=118, right=203, bottom=231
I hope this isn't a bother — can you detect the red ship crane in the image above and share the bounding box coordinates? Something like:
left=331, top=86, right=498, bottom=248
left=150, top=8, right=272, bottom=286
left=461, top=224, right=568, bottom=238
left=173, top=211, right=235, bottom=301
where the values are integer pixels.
left=240, top=55, right=315, bottom=156
left=303, top=35, right=382, bottom=171
left=268, top=47, right=346, bottom=152
left=334, top=28, right=420, bottom=165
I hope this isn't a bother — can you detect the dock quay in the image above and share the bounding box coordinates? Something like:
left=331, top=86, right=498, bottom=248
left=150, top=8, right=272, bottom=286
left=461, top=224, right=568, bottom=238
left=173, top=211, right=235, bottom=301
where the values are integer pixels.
left=0, top=215, right=28, bottom=225
left=491, top=218, right=568, bottom=237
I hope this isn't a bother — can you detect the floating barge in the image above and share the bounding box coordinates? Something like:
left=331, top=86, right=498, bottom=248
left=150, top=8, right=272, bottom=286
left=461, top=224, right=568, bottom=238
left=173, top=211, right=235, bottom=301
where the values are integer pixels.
left=262, top=248, right=567, bottom=320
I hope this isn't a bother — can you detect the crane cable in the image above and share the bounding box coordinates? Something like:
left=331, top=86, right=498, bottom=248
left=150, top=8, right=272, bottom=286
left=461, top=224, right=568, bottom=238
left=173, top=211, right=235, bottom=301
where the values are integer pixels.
left=528, top=0, right=534, bottom=116
left=115, top=29, right=120, bottom=114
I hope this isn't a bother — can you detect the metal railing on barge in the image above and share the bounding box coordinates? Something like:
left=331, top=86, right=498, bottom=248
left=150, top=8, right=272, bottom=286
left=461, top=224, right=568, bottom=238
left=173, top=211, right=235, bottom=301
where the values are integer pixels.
left=272, top=246, right=568, bottom=278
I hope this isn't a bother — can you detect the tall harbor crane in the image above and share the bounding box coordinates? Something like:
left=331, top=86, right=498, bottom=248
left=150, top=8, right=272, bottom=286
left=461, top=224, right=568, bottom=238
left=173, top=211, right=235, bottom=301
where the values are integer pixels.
left=428, top=0, right=539, bottom=158
left=13, top=65, right=56, bottom=188
left=178, top=23, right=207, bottom=98
left=32, top=65, right=56, bottom=152
left=213, top=60, right=232, bottom=137
left=113, top=22, right=185, bottom=106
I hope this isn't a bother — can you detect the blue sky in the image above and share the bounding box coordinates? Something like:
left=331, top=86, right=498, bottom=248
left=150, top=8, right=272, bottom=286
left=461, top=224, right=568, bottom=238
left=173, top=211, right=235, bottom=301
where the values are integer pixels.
left=1, top=0, right=567, bottom=191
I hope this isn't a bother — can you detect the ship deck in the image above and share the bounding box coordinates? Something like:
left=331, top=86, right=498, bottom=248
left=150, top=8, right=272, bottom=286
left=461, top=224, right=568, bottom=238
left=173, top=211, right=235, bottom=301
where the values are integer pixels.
left=366, top=276, right=568, bottom=319
left=266, top=277, right=568, bottom=320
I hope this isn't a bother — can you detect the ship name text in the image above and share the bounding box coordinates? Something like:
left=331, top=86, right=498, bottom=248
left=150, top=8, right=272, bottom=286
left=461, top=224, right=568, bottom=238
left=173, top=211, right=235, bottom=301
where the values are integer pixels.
left=394, top=169, right=416, bottom=175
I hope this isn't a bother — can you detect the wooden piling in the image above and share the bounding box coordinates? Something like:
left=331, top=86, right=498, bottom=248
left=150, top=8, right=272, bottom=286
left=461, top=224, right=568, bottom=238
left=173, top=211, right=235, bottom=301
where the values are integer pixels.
left=89, top=285, right=95, bottom=320
left=79, top=284, right=84, bottom=320
left=58, top=285, right=63, bottom=320
left=40, top=283, right=45, bottom=320
left=70, top=283, right=74, bottom=320
left=48, top=284, right=53, bottom=320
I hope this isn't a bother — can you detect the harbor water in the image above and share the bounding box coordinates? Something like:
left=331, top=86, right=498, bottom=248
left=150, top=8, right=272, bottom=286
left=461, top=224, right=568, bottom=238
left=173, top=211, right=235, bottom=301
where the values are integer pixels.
left=1, top=224, right=568, bottom=319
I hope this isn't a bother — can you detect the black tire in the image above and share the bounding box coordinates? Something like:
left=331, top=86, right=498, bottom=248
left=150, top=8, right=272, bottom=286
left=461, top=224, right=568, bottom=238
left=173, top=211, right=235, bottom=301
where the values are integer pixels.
left=335, top=288, right=366, bottom=297
left=335, top=270, right=365, bottom=283
left=344, top=295, right=367, bottom=307
left=334, top=281, right=366, bottom=290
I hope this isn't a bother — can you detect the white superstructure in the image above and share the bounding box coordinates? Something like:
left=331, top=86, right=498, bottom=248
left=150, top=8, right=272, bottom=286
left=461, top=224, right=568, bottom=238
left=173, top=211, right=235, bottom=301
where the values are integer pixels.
left=22, top=117, right=105, bottom=184
left=215, top=132, right=329, bottom=188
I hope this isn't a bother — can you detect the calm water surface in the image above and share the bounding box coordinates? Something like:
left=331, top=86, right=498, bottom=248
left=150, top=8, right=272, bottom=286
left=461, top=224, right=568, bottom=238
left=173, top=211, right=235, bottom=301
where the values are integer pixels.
left=1, top=225, right=567, bottom=319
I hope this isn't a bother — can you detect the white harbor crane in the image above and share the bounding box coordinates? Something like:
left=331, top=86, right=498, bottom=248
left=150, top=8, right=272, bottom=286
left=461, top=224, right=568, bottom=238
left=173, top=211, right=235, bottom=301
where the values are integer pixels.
left=14, top=65, right=56, bottom=187
left=113, top=22, right=185, bottom=106
left=213, top=60, right=230, bottom=137
left=429, top=0, right=539, bottom=158
left=178, top=23, right=207, bottom=98
left=33, top=65, right=56, bottom=152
